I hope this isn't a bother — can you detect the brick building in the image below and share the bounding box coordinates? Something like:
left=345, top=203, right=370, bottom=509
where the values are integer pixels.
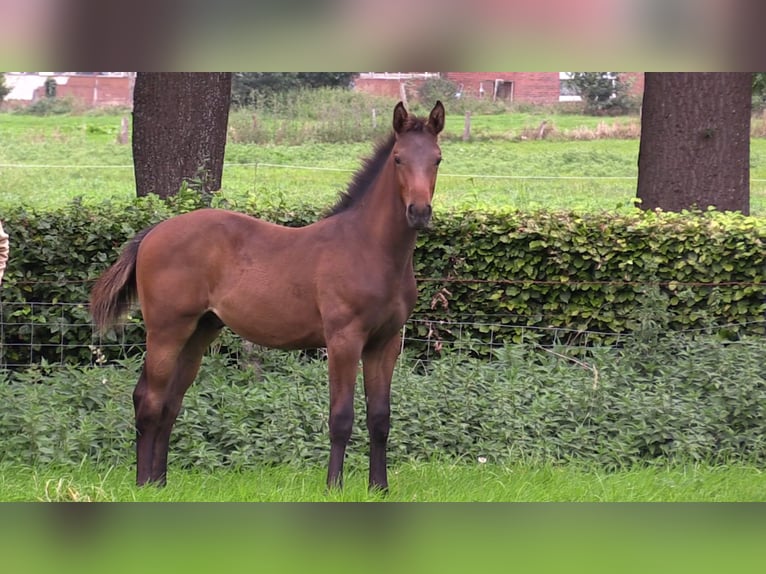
left=3, top=72, right=135, bottom=107
left=354, top=72, right=644, bottom=104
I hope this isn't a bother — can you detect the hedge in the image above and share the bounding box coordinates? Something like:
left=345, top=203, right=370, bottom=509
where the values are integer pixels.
left=413, top=208, right=765, bottom=350
left=0, top=195, right=764, bottom=365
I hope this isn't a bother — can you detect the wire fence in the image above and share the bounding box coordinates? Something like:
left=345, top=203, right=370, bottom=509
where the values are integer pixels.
left=1, top=287, right=763, bottom=370
left=4, top=159, right=766, bottom=182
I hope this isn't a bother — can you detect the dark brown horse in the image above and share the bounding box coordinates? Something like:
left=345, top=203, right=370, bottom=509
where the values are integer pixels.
left=91, top=100, right=445, bottom=490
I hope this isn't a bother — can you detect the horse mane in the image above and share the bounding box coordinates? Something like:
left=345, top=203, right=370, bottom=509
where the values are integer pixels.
left=325, top=114, right=431, bottom=218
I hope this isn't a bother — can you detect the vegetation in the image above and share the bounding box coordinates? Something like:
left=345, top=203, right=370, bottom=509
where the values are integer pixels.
left=1, top=327, right=764, bottom=476
left=0, top=73, right=9, bottom=102
left=1, top=460, right=763, bottom=501
left=1, top=199, right=762, bottom=366
left=1, top=92, right=764, bottom=502
left=567, top=72, right=640, bottom=115
left=231, top=73, right=356, bottom=107
left=2, top=94, right=765, bottom=213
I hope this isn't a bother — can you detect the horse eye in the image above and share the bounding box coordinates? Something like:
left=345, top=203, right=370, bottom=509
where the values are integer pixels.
left=394, top=156, right=402, bottom=165
left=435, top=158, right=442, bottom=166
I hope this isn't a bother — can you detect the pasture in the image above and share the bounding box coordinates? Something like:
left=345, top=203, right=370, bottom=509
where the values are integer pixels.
left=2, top=109, right=766, bottom=214
left=0, top=102, right=765, bottom=502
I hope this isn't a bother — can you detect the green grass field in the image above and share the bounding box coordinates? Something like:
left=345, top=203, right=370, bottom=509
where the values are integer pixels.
left=1, top=461, right=763, bottom=502
left=2, top=110, right=765, bottom=214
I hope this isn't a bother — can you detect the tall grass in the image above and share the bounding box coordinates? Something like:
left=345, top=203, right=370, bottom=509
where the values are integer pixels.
left=228, top=88, right=395, bottom=144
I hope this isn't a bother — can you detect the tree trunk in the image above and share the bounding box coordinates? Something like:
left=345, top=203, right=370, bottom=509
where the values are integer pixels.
left=132, top=73, right=232, bottom=198
left=636, top=73, right=751, bottom=215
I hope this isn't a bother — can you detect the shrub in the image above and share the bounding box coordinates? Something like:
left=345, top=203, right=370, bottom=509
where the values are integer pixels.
left=0, top=73, right=9, bottom=102
left=413, top=208, right=765, bottom=353
left=15, top=96, right=78, bottom=116
left=568, top=73, right=640, bottom=115
left=417, top=77, right=460, bottom=104
left=0, top=200, right=763, bottom=366
left=0, top=331, right=764, bottom=470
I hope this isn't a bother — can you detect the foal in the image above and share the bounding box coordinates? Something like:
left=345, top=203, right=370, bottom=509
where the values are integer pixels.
left=91, top=100, right=445, bottom=490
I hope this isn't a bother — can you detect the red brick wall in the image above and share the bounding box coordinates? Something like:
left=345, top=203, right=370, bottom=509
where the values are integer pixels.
left=352, top=73, right=646, bottom=105
left=352, top=77, right=432, bottom=101
left=446, top=72, right=561, bottom=103
left=33, top=75, right=133, bottom=107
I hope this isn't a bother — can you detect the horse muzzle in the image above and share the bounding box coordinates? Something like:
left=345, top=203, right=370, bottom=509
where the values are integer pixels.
left=406, top=203, right=432, bottom=230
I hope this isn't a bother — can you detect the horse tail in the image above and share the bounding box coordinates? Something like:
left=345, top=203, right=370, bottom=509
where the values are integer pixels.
left=90, top=226, right=155, bottom=333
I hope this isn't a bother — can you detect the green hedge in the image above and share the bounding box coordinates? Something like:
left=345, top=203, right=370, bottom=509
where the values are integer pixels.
left=0, top=196, right=764, bottom=365
left=413, top=208, right=765, bottom=350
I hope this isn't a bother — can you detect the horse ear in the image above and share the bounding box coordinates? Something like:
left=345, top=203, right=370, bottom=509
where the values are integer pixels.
left=428, top=100, right=445, bottom=135
left=393, top=101, right=408, bottom=134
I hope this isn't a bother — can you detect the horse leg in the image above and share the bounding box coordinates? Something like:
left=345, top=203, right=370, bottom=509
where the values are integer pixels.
left=134, top=314, right=221, bottom=486
left=326, top=334, right=364, bottom=490
left=149, top=315, right=223, bottom=483
left=362, top=333, right=401, bottom=492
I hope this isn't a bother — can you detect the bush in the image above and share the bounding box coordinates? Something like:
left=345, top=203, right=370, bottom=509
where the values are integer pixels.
left=0, top=331, right=764, bottom=470
left=14, top=96, right=78, bottom=116
left=0, top=73, right=9, bottom=102
left=0, top=200, right=763, bottom=366
left=417, top=77, right=460, bottom=104
left=413, top=208, right=765, bottom=352
left=568, top=73, right=640, bottom=115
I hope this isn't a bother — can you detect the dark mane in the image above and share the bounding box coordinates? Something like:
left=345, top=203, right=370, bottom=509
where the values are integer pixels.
left=325, top=115, right=431, bottom=218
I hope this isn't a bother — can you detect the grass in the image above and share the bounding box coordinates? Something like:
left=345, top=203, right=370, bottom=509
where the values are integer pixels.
left=1, top=460, right=763, bottom=502
left=2, top=109, right=765, bottom=214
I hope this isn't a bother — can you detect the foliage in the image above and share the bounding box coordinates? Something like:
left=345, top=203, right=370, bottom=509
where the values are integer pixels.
left=417, top=77, right=459, bottom=104
left=0, top=330, right=764, bottom=471
left=0, top=73, right=9, bottom=102
left=753, top=72, right=766, bottom=111
left=0, top=195, right=200, bottom=366
left=412, top=208, right=765, bottom=352
left=231, top=73, right=356, bottom=108
left=14, top=96, right=77, bottom=116
left=753, top=72, right=766, bottom=97
left=227, top=87, right=394, bottom=145
left=0, top=200, right=763, bottom=367
left=568, top=72, right=639, bottom=115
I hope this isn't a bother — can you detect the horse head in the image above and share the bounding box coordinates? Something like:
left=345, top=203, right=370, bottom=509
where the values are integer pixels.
left=392, top=100, right=445, bottom=230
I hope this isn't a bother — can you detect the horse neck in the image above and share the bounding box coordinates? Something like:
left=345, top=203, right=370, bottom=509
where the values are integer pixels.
left=351, top=158, right=418, bottom=260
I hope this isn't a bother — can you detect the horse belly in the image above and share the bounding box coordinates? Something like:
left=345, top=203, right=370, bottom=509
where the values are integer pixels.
left=213, top=296, right=325, bottom=350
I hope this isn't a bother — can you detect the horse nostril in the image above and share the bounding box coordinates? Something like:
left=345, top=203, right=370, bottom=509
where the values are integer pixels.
left=407, top=204, right=432, bottom=217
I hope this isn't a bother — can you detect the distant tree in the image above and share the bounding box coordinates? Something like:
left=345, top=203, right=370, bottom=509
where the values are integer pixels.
left=418, top=77, right=459, bottom=104
left=132, top=73, right=232, bottom=199
left=753, top=72, right=766, bottom=107
left=231, top=72, right=355, bottom=106
left=0, top=73, right=10, bottom=102
left=636, top=73, right=751, bottom=214
left=568, top=72, right=637, bottom=114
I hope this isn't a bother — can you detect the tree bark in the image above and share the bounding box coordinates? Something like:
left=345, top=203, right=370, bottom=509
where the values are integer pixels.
left=132, top=73, right=232, bottom=198
left=636, top=73, right=751, bottom=215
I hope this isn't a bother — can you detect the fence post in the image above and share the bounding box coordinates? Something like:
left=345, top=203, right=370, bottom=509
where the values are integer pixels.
left=462, top=111, right=471, bottom=141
